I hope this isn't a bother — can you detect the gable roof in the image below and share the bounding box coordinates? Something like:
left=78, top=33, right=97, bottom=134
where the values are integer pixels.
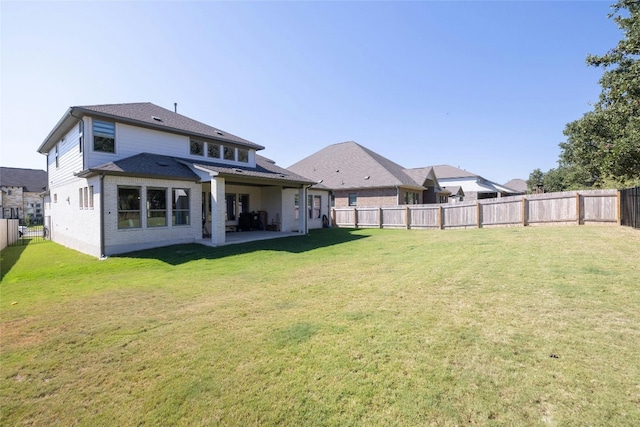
left=443, top=185, right=464, bottom=196
left=404, top=166, right=440, bottom=187
left=38, top=102, right=264, bottom=155
left=0, top=167, right=47, bottom=192
left=288, top=141, right=421, bottom=190
left=77, top=152, right=314, bottom=186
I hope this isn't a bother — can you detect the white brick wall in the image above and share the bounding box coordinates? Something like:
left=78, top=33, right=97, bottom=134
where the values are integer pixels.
left=103, top=176, right=202, bottom=256
left=48, top=176, right=102, bottom=257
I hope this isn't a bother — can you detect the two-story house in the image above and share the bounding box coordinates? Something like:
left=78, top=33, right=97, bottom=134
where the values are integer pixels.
left=37, top=103, right=326, bottom=257
left=0, top=167, right=47, bottom=222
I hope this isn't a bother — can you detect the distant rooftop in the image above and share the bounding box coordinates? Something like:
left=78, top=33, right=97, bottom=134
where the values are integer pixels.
left=0, top=167, right=47, bottom=192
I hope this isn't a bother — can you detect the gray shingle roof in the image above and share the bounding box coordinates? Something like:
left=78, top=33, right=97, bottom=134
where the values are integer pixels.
left=288, top=141, right=422, bottom=190
left=78, top=153, right=200, bottom=181
left=0, top=167, right=47, bottom=192
left=80, top=153, right=314, bottom=185
left=76, top=103, right=264, bottom=150
left=194, top=155, right=314, bottom=185
left=431, top=165, right=478, bottom=179
left=404, top=167, right=437, bottom=187
left=503, top=178, right=527, bottom=193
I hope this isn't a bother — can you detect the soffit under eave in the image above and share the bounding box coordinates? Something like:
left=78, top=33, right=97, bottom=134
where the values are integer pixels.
left=38, top=108, right=79, bottom=154
left=215, top=174, right=313, bottom=188
left=75, top=169, right=200, bottom=182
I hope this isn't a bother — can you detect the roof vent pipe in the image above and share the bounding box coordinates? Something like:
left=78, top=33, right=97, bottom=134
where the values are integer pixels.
left=174, top=103, right=177, bottom=113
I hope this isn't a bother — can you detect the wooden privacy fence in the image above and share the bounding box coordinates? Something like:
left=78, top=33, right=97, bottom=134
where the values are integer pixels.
left=620, top=186, right=640, bottom=229
left=0, top=219, right=20, bottom=251
left=332, top=189, right=620, bottom=230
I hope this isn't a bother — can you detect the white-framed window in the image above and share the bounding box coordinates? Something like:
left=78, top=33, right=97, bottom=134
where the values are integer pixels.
left=308, top=195, right=321, bottom=219
left=238, top=148, right=249, bottom=163
left=118, top=187, right=141, bottom=229
left=190, top=140, right=204, bottom=156
left=79, top=187, right=91, bottom=209
left=207, top=143, right=220, bottom=159
left=348, top=193, right=357, bottom=206
left=93, top=120, right=115, bottom=153
left=172, top=188, right=190, bottom=225
left=223, top=146, right=235, bottom=161
left=147, top=188, right=167, bottom=227
left=79, top=121, right=84, bottom=153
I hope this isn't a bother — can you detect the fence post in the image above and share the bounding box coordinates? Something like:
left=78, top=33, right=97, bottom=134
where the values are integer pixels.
left=353, top=207, right=358, bottom=228
left=379, top=207, right=383, bottom=229
left=617, top=190, right=622, bottom=226
left=439, top=205, right=444, bottom=230
left=576, top=193, right=582, bottom=225
left=406, top=206, right=410, bottom=229
left=522, top=197, right=528, bottom=226
left=476, top=202, right=482, bottom=228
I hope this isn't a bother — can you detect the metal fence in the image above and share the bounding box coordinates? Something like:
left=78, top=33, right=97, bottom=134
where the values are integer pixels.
left=332, top=189, right=620, bottom=230
left=0, top=217, right=49, bottom=249
left=620, top=186, right=640, bottom=229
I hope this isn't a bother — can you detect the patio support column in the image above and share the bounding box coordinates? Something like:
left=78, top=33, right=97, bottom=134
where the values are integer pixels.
left=210, top=176, right=226, bottom=245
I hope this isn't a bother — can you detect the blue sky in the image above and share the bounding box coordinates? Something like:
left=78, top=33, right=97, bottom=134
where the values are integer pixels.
left=1, top=1, right=621, bottom=184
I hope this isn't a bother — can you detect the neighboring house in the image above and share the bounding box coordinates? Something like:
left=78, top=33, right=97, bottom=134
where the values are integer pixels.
left=504, top=178, right=527, bottom=195
left=288, top=141, right=446, bottom=208
left=37, top=102, right=325, bottom=257
left=0, top=167, right=47, bottom=222
left=431, top=165, right=519, bottom=201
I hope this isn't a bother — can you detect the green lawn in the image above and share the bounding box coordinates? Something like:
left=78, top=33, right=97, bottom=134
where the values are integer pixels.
left=1, top=226, right=639, bottom=426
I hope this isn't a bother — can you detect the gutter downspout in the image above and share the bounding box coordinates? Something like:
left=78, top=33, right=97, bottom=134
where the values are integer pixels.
left=99, top=173, right=106, bottom=259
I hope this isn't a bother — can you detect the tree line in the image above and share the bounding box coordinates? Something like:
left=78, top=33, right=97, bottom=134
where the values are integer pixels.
left=528, top=0, right=639, bottom=192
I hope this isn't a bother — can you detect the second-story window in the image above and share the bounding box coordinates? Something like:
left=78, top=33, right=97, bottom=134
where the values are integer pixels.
left=207, top=143, right=220, bottom=159
left=78, top=121, right=84, bottom=153
left=190, top=140, right=204, bottom=156
left=238, top=148, right=249, bottom=163
left=223, top=146, right=235, bottom=161
left=93, top=120, right=115, bottom=153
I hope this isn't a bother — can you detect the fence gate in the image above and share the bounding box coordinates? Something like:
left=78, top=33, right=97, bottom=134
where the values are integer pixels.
left=620, top=186, right=640, bottom=229
left=8, top=216, right=49, bottom=247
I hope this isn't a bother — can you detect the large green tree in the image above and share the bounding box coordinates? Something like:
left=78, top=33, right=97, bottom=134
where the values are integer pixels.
left=560, top=0, right=640, bottom=186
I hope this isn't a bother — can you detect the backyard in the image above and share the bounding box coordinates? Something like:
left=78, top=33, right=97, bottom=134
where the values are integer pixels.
left=1, top=226, right=639, bottom=426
